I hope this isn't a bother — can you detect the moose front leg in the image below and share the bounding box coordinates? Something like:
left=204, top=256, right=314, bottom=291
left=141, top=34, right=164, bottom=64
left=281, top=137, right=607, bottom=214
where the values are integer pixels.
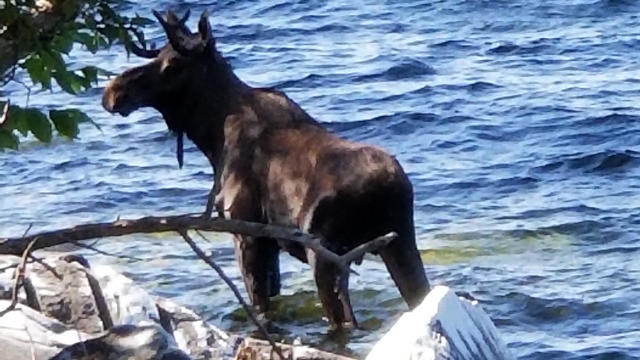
left=233, top=235, right=281, bottom=312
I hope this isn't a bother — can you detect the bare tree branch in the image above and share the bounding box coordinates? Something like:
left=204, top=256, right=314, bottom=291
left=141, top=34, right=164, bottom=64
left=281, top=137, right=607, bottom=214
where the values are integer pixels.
left=0, top=230, right=37, bottom=316
left=0, top=214, right=396, bottom=272
left=178, top=229, right=287, bottom=360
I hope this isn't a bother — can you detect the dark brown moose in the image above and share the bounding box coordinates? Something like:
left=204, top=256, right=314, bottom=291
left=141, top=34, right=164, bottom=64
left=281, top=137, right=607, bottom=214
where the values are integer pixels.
left=103, top=10, right=429, bottom=328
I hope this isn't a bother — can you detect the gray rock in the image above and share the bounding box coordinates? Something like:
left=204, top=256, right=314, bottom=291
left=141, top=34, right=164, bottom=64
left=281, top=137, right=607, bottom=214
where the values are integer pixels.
left=49, top=324, right=191, bottom=360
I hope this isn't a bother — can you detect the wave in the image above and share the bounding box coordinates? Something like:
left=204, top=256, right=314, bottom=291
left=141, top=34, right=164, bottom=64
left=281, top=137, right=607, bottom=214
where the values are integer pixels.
left=533, top=150, right=639, bottom=173
left=429, top=39, right=477, bottom=50
left=503, top=292, right=632, bottom=326
left=437, top=81, right=501, bottom=93
left=573, top=113, right=640, bottom=127
left=355, top=59, right=436, bottom=82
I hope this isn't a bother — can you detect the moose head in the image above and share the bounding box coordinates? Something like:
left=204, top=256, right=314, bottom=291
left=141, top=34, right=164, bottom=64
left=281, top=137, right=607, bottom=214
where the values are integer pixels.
left=103, top=10, right=242, bottom=167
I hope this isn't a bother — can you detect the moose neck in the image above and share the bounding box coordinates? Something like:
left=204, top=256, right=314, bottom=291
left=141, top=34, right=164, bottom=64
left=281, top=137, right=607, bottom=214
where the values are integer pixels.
left=158, top=56, right=249, bottom=173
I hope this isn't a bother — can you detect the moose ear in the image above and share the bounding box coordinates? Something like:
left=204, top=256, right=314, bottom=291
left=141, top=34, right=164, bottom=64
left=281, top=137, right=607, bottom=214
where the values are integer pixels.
left=198, top=11, right=216, bottom=49
left=166, top=10, right=179, bottom=23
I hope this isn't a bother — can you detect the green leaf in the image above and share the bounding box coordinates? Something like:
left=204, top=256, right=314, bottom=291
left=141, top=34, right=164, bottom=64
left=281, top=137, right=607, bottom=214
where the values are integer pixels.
left=101, top=25, right=120, bottom=44
left=24, top=108, right=52, bottom=142
left=81, top=66, right=98, bottom=84
left=23, top=55, right=51, bottom=89
left=4, top=106, right=30, bottom=136
left=53, top=71, right=85, bottom=94
left=51, top=108, right=101, bottom=132
left=98, top=5, right=118, bottom=22
left=0, top=129, right=19, bottom=150
left=85, top=15, right=97, bottom=29
left=92, top=32, right=108, bottom=50
left=75, top=32, right=98, bottom=52
left=131, top=16, right=155, bottom=26
left=39, top=50, right=66, bottom=76
left=49, top=109, right=82, bottom=138
left=52, top=31, right=75, bottom=54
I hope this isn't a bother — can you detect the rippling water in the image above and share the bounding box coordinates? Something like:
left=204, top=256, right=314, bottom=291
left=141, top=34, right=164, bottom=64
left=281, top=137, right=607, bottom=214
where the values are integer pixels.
left=2, top=0, right=640, bottom=358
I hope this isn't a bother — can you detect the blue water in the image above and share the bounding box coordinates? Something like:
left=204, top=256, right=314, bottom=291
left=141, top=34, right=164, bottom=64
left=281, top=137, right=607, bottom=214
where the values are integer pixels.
left=2, top=0, right=640, bottom=358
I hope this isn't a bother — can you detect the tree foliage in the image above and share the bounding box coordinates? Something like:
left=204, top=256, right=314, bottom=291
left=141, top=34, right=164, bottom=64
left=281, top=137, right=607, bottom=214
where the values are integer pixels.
left=0, top=0, right=153, bottom=150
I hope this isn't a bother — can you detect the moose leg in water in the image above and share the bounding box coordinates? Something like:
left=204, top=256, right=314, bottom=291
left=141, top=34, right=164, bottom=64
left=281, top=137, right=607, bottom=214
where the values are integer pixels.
left=233, top=235, right=281, bottom=310
left=223, top=180, right=281, bottom=310
left=306, top=248, right=357, bottom=328
left=373, top=180, right=429, bottom=309
left=378, top=218, right=429, bottom=309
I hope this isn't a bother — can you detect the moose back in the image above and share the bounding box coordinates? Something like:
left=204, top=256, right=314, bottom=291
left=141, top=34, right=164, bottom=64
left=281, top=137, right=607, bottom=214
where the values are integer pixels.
left=102, top=10, right=429, bottom=328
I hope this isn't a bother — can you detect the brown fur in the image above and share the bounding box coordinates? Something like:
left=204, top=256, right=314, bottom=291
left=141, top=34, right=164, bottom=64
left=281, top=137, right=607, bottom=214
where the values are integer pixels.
left=103, top=11, right=429, bottom=328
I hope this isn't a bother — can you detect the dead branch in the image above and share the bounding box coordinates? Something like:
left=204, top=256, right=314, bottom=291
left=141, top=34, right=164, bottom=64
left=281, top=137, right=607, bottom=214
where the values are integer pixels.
left=83, top=269, right=115, bottom=330
left=28, top=255, right=61, bottom=279
left=0, top=235, right=37, bottom=316
left=341, top=232, right=396, bottom=265
left=178, top=229, right=287, bottom=360
left=0, top=214, right=396, bottom=272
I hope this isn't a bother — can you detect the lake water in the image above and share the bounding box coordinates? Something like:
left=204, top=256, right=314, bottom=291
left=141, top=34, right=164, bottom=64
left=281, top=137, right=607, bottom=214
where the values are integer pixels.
left=2, top=0, right=640, bottom=358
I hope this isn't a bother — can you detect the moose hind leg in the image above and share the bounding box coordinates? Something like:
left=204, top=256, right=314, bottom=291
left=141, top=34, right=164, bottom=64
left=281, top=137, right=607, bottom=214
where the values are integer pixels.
left=234, top=236, right=281, bottom=312
left=308, top=250, right=357, bottom=328
left=379, top=226, right=430, bottom=308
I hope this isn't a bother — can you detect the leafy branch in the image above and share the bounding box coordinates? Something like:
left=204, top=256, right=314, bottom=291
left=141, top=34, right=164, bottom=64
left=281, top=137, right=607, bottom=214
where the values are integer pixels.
left=0, top=0, right=154, bottom=150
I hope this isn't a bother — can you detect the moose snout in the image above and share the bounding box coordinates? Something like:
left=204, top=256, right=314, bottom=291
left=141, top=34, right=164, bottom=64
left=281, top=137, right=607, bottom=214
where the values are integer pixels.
left=102, top=81, right=119, bottom=112
left=102, top=81, right=133, bottom=116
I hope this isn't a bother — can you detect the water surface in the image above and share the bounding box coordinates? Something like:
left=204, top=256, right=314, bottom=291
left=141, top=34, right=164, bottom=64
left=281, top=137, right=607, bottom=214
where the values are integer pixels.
left=2, top=0, right=640, bottom=358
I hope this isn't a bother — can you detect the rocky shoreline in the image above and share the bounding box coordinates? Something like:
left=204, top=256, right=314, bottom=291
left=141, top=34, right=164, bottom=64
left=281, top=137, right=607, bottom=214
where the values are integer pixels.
left=0, top=254, right=353, bottom=360
left=0, top=253, right=513, bottom=360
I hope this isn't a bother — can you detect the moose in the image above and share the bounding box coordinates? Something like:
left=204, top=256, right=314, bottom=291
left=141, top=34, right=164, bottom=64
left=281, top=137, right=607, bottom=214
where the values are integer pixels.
left=102, top=10, right=429, bottom=328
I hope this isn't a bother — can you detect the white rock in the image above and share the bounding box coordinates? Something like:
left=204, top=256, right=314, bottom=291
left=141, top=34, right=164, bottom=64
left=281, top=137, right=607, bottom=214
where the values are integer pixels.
left=366, top=286, right=514, bottom=360
left=0, top=301, right=89, bottom=360
left=92, top=264, right=160, bottom=326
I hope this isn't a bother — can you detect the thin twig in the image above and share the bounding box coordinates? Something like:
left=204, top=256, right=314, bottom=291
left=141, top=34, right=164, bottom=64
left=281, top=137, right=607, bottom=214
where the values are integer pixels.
left=341, top=232, right=397, bottom=265
left=195, top=229, right=215, bottom=243
left=0, top=232, right=37, bottom=316
left=0, top=260, right=23, bottom=272
left=86, top=239, right=101, bottom=248
left=178, top=229, right=288, bottom=360
left=12, top=78, right=30, bottom=107
left=28, top=255, right=61, bottom=279
left=70, top=240, right=143, bottom=262
left=21, top=224, right=32, bottom=240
